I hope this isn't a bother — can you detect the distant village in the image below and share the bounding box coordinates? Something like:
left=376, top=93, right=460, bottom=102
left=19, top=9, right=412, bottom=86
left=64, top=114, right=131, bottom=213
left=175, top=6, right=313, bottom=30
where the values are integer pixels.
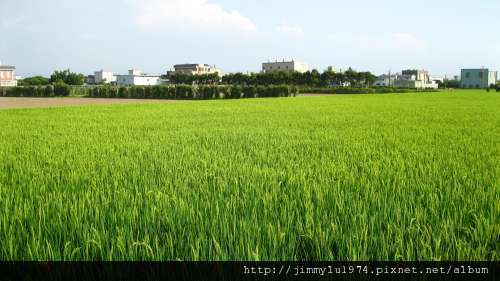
left=0, top=60, right=498, bottom=89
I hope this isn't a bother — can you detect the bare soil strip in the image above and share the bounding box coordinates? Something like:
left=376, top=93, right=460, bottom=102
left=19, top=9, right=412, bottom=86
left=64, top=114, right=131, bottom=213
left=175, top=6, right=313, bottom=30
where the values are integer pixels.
left=0, top=97, right=179, bottom=110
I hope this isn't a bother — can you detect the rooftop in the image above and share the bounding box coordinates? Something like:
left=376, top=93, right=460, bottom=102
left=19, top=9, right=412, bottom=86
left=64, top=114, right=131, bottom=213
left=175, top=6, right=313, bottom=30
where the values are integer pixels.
left=0, top=65, right=16, bottom=70
left=116, top=74, right=161, bottom=78
left=174, top=64, right=213, bottom=68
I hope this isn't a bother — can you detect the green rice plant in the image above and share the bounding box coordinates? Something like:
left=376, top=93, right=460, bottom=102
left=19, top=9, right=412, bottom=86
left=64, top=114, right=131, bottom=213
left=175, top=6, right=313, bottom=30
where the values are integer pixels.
left=0, top=90, right=498, bottom=261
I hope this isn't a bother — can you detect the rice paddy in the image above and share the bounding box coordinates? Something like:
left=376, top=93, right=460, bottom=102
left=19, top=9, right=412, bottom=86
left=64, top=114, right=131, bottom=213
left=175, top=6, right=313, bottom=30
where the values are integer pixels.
left=0, top=90, right=498, bottom=261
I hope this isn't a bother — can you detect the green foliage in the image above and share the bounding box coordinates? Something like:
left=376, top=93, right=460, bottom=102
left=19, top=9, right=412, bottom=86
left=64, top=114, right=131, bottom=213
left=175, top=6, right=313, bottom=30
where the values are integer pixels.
left=167, top=73, right=220, bottom=85
left=0, top=84, right=73, bottom=97
left=163, top=68, right=378, bottom=87
left=87, top=85, right=298, bottom=99
left=53, top=82, right=71, bottom=96
left=18, top=76, right=50, bottom=86
left=299, top=87, right=438, bottom=94
left=0, top=91, right=498, bottom=261
left=50, top=69, right=85, bottom=85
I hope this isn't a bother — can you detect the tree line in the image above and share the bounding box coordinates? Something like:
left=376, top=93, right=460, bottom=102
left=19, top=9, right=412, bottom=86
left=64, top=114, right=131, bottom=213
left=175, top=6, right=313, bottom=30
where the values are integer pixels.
left=166, top=68, right=377, bottom=87
left=19, top=69, right=85, bottom=86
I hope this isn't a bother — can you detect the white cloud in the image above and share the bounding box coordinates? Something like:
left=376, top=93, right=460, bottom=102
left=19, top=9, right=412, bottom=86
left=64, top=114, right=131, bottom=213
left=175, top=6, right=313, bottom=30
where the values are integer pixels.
left=275, top=23, right=304, bottom=39
left=135, top=0, right=256, bottom=32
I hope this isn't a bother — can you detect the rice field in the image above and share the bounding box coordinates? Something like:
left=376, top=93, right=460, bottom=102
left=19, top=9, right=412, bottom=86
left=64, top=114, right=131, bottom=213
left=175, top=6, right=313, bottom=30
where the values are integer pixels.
left=0, top=90, right=498, bottom=261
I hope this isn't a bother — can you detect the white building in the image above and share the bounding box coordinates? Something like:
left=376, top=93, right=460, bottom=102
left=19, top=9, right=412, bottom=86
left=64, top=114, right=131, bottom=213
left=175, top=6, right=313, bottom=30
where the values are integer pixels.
left=173, top=64, right=221, bottom=75
left=374, top=74, right=401, bottom=87
left=116, top=69, right=162, bottom=86
left=0, top=64, right=17, bottom=87
left=94, top=70, right=117, bottom=84
left=262, top=60, right=309, bottom=73
left=392, top=69, right=439, bottom=89
left=430, top=76, right=444, bottom=84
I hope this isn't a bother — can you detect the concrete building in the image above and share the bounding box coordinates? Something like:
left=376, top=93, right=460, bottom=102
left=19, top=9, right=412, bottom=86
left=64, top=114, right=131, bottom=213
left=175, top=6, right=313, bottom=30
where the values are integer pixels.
left=393, top=69, right=439, bottom=89
left=116, top=69, right=162, bottom=86
left=0, top=64, right=17, bottom=87
left=430, top=76, right=444, bottom=84
left=460, top=69, right=497, bottom=88
left=262, top=60, right=309, bottom=73
left=374, top=74, right=401, bottom=87
left=173, top=64, right=221, bottom=75
left=85, top=75, right=96, bottom=85
left=94, top=70, right=117, bottom=84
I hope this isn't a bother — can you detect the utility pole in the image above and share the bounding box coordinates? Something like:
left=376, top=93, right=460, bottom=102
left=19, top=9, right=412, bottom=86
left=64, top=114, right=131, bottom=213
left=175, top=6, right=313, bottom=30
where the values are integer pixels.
left=388, top=69, right=392, bottom=87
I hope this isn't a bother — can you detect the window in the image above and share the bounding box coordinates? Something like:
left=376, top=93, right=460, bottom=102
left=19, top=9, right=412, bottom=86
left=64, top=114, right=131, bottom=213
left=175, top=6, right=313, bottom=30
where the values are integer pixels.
left=478, top=72, right=483, bottom=79
left=465, top=72, right=470, bottom=78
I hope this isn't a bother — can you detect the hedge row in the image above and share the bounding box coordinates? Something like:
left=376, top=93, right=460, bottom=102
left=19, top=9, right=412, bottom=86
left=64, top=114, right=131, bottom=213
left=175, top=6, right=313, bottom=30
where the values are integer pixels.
left=299, top=87, right=439, bottom=94
left=0, top=83, right=72, bottom=97
left=88, top=85, right=299, bottom=99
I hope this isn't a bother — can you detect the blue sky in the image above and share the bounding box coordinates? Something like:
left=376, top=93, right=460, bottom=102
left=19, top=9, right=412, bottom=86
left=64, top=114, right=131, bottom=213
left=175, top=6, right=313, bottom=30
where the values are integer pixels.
left=1, top=0, right=499, bottom=77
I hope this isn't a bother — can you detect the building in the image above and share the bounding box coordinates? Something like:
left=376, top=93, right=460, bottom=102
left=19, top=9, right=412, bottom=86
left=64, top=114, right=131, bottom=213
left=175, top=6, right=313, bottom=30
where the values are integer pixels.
left=430, top=76, right=444, bottom=84
left=94, top=70, right=117, bottom=84
left=85, top=75, right=96, bottom=85
left=393, top=69, right=439, bottom=89
left=374, top=74, right=401, bottom=87
left=262, top=60, right=309, bottom=73
left=0, top=64, right=17, bottom=87
left=116, top=69, right=162, bottom=86
left=460, top=69, right=497, bottom=89
left=172, top=64, right=221, bottom=75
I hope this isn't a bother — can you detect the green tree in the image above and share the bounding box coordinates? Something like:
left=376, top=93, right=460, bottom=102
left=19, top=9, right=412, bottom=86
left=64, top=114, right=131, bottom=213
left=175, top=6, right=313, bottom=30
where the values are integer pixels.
left=442, top=79, right=460, bottom=88
left=344, top=68, right=358, bottom=87
left=18, top=76, right=50, bottom=86
left=49, top=69, right=85, bottom=85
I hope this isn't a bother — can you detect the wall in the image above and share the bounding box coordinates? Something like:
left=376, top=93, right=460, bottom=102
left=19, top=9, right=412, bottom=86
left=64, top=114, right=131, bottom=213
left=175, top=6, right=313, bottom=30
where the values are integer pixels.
left=0, top=70, right=17, bottom=87
left=117, top=75, right=161, bottom=86
left=95, top=71, right=117, bottom=84
left=488, top=71, right=497, bottom=86
left=461, top=69, right=490, bottom=88
left=262, top=61, right=309, bottom=73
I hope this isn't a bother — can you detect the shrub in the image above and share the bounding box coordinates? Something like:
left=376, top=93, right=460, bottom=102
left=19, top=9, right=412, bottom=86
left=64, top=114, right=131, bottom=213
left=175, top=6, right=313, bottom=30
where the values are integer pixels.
left=229, top=85, right=243, bottom=99
left=53, top=83, right=71, bottom=97
left=1, top=85, right=298, bottom=100
left=44, top=85, right=54, bottom=97
left=299, top=87, right=438, bottom=95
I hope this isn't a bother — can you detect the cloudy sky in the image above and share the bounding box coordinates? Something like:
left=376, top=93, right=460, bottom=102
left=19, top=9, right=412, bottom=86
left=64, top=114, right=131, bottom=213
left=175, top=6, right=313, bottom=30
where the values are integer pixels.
left=1, top=0, right=499, bottom=77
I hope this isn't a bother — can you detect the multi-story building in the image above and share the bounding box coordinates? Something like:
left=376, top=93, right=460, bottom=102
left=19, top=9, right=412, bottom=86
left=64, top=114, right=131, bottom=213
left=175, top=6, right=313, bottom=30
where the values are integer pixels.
left=393, top=69, right=439, bottom=89
left=94, top=70, right=117, bottom=84
left=0, top=64, right=17, bottom=87
left=262, top=60, right=309, bottom=73
left=460, top=69, right=497, bottom=89
left=116, top=69, right=162, bottom=86
left=374, top=74, right=401, bottom=87
left=172, top=64, right=221, bottom=75
left=85, top=75, right=96, bottom=85
left=401, top=69, right=430, bottom=82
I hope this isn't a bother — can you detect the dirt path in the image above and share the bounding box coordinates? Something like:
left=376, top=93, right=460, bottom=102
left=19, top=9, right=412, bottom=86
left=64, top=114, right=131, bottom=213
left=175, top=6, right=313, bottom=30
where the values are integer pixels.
left=0, top=97, right=180, bottom=110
